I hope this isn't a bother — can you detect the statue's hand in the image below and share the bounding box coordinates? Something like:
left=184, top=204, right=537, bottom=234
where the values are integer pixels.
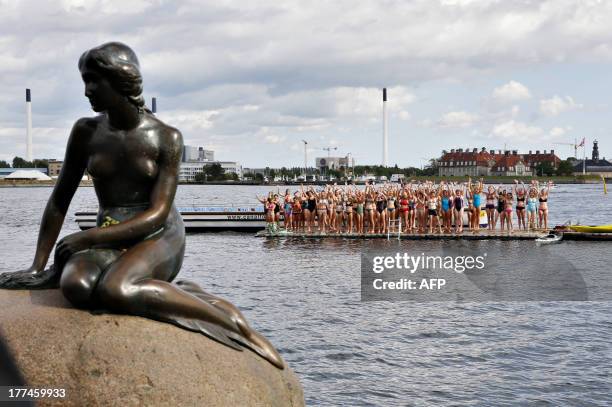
left=56, top=232, right=92, bottom=265
left=0, top=266, right=45, bottom=289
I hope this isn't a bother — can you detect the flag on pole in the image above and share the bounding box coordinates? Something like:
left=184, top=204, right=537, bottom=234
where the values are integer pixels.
left=578, top=137, right=585, bottom=147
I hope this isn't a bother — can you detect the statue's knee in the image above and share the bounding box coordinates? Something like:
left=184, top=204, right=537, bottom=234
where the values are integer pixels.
left=60, top=268, right=96, bottom=308
left=95, top=278, right=134, bottom=311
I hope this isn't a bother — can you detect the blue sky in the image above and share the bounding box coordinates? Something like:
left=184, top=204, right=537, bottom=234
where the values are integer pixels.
left=1, top=0, right=611, bottom=168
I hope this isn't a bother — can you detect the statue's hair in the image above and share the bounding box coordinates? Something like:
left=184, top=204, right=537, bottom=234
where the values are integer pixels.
left=79, top=42, right=149, bottom=112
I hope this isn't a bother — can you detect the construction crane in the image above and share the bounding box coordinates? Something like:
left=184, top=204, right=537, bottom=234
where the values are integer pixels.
left=554, top=138, right=584, bottom=159
left=318, top=147, right=339, bottom=180
left=322, top=146, right=338, bottom=157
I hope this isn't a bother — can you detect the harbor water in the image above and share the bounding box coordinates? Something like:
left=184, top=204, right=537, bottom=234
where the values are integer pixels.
left=1, top=184, right=611, bottom=406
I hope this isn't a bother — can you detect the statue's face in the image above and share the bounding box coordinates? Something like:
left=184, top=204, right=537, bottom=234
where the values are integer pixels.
left=80, top=67, right=122, bottom=112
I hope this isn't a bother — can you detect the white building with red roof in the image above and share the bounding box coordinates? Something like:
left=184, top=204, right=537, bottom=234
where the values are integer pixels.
left=438, top=148, right=560, bottom=177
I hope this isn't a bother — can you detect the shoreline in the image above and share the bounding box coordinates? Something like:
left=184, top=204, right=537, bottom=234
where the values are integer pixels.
left=0, top=176, right=605, bottom=188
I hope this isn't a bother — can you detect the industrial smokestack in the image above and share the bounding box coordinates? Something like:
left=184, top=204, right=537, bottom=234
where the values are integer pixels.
left=152, top=97, right=157, bottom=114
left=382, top=88, right=388, bottom=167
left=26, top=88, right=32, bottom=161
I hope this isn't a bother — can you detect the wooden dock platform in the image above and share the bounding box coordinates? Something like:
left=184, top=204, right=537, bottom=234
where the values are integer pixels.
left=255, top=229, right=548, bottom=240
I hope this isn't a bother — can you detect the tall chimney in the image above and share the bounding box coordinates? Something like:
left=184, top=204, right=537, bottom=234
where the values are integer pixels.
left=382, top=88, right=388, bottom=167
left=152, top=97, right=157, bottom=114
left=26, top=88, right=32, bottom=161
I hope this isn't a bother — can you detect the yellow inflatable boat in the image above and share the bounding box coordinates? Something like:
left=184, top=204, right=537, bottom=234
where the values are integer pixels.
left=568, top=224, right=612, bottom=233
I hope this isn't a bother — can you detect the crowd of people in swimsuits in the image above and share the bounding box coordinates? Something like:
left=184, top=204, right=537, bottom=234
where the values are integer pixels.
left=256, top=178, right=553, bottom=234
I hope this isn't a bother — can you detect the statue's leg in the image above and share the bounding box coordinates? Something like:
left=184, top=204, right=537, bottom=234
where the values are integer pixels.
left=92, top=236, right=284, bottom=368
left=60, top=250, right=118, bottom=308
left=93, top=237, right=242, bottom=334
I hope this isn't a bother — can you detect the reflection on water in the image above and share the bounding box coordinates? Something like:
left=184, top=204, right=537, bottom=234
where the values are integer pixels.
left=0, top=184, right=611, bottom=406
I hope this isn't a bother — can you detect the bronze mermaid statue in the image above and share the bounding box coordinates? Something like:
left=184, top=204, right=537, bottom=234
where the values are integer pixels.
left=0, top=42, right=284, bottom=369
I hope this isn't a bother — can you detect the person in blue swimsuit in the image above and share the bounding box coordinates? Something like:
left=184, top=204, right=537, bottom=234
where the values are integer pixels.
left=440, top=184, right=452, bottom=233
left=526, top=187, right=539, bottom=230
left=468, top=178, right=483, bottom=231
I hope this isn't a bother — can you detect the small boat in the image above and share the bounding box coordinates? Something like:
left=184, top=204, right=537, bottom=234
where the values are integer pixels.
left=568, top=224, right=612, bottom=233
left=535, top=233, right=563, bottom=244
left=75, top=207, right=267, bottom=232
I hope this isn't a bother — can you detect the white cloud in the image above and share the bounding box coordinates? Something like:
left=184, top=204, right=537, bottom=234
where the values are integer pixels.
left=539, top=95, right=582, bottom=116
left=549, top=126, right=566, bottom=137
left=2, top=1, right=612, bottom=166
left=263, top=134, right=287, bottom=144
left=491, top=81, right=531, bottom=103
left=397, top=110, right=411, bottom=120
left=511, top=105, right=520, bottom=118
left=491, top=120, right=543, bottom=141
left=437, top=111, right=479, bottom=128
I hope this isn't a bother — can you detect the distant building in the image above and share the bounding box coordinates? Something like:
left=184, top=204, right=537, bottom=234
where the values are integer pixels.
left=315, top=156, right=354, bottom=172
left=48, top=160, right=63, bottom=177
left=491, top=152, right=530, bottom=176
left=438, top=147, right=560, bottom=177
left=522, top=149, right=561, bottom=172
left=572, top=140, right=612, bottom=177
left=4, top=170, right=52, bottom=180
left=437, top=148, right=497, bottom=176
left=182, top=145, right=214, bottom=162
left=243, top=168, right=266, bottom=177
left=0, top=167, right=48, bottom=179
left=179, top=161, right=242, bottom=182
left=198, top=147, right=214, bottom=161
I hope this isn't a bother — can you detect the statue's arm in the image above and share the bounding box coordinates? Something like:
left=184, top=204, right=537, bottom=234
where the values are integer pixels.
left=30, top=120, right=90, bottom=271
left=0, top=120, right=89, bottom=287
left=83, top=128, right=183, bottom=245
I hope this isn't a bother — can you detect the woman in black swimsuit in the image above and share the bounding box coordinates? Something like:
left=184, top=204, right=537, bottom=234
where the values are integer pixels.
left=496, top=189, right=506, bottom=231
left=513, top=180, right=527, bottom=230
left=375, top=192, right=387, bottom=234
left=538, top=180, right=552, bottom=230
left=453, top=187, right=466, bottom=233
left=303, top=187, right=317, bottom=233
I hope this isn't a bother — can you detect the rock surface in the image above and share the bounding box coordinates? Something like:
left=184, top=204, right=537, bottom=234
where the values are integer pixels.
left=0, top=289, right=304, bottom=407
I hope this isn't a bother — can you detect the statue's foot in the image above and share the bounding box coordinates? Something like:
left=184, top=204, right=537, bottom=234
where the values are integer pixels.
left=234, top=318, right=284, bottom=369
left=248, top=330, right=285, bottom=369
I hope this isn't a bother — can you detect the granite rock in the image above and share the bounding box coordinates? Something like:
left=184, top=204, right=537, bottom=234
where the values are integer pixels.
left=0, top=289, right=304, bottom=407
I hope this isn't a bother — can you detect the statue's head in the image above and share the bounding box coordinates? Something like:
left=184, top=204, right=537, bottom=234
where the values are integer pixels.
left=78, top=42, right=145, bottom=112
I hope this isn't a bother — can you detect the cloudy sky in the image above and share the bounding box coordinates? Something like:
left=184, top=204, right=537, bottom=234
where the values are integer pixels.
left=1, top=0, right=612, bottom=168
